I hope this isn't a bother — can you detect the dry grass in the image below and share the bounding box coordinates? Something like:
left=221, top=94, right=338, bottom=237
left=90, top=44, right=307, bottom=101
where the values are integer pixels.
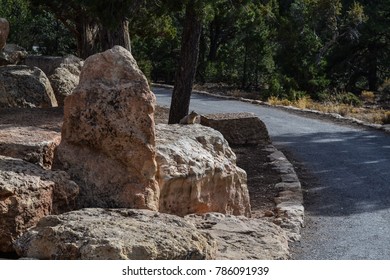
left=194, top=83, right=390, bottom=125
left=361, top=91, right=376, bottom=103
left=267, top=96, right=390, bottom=125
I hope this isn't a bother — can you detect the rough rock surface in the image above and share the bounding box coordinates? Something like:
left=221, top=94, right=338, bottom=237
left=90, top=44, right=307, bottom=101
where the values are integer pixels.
left=186, top=213, right=290, bottom=259
left=55, top=46, right=158, bottom=210
left=0, top=156, right=79, bottom=253
left=267, top=148, right=304, bottom=241
left=0, top=108, right=63, bottom=169
left=0, top=65, right=57, bottom=108
left=47, top=55, right=83, bottom=106
left=0, top=44, right=28, bottom=66
left=156, top=124, right=251, bottom=217
left=0, top=18, right=9, bottom=50
left=15, top=208, right=216, bottom=260
left=48, top=66, right=79, bottom=106
left=23, top=55, right=64, bottom=75
left=201, top=113, right=270, bottom=145
left=23, top=54, right=83, bottom=76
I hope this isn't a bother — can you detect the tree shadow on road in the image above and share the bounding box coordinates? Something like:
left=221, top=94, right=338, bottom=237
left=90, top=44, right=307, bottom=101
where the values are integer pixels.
left=273, top=129, right=390, bottom=217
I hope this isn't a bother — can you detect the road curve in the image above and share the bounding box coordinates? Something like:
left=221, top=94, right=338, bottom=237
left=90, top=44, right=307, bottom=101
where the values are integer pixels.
left=153, top=87, right=390, bottom=260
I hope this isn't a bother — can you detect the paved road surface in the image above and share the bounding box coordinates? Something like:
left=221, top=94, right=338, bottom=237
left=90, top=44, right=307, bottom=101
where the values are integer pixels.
left=153, top=87, right=390, bottom=259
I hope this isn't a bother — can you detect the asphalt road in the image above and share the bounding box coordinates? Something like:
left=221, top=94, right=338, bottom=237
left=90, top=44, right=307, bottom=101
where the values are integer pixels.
left=153, top=87, right=390, bottom=260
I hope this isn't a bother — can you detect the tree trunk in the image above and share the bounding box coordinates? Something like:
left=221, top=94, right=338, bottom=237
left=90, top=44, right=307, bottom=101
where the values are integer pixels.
left=99, top=19, right=131, bottom=53
left=208, top=19, right=220, bottom=62
left=168, top=0, right=203, bottom=124
left=241, top=42, right=248, bottom=89
left=75, top=19, right=131, bottom=59
left=76, top=20, right=100, bottom=59
left=367, top=45, right=378, bottom=91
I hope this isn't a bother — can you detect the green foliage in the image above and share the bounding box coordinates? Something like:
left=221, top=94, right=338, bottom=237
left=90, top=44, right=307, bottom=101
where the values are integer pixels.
left=335, top=91, right=363, bottom=106
left=2, top=0, right=390, bottom=107
left=0, top=0, right=76, bottom=55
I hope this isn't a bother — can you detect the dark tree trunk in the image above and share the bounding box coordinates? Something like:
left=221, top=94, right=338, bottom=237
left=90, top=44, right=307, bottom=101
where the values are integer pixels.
left=168, top=0, right=203, bottom=124
left=99, top=19, right=131, bottom=53
left=367, top=46, right=378, bottom=91
left=208, top=19, right=220, bottom=62
left=76, top=20, right=100, bottom=59
left=241, top=42, right=248, bottom=89
left=75, top=19, right=131, bottom=59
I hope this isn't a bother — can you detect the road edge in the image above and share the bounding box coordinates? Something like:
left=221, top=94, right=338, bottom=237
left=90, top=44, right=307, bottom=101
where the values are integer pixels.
left=152, top=83, right=305, bottom=248
left=152, top=83, right=390, bottom=134
left=266, top=145, right=304, bottom=243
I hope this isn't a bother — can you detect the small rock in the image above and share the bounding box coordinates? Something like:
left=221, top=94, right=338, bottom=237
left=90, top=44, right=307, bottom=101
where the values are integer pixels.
left=0, top=44, right=27, bottom=66
left=201, top=113, right=270, bottom=145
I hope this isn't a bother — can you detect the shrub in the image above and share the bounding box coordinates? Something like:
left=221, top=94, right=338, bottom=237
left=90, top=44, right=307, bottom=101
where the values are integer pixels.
left=360, top=91, right=375, bottom=103
left=382, top=111, right=390, bottom=124
left=294, top=96, right=312, bottom=109
left=379, top=79, right=390, bottom=103
left=337, top=92, right=363, bottom=107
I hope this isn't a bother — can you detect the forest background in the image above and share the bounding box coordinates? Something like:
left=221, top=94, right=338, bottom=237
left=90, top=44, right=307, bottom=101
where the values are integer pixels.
left=1, top=0, right=390, bottom=120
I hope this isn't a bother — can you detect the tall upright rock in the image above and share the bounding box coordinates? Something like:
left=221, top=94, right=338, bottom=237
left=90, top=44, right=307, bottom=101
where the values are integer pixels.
left=55, top=46, right=159, bottom=210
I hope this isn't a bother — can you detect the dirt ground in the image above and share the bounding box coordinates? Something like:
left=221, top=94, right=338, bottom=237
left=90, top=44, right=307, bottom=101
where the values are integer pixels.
left=155, top=106, right=281, bottom=217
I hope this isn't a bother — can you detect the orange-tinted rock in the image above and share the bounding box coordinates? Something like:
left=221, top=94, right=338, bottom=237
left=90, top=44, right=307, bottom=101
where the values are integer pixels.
left=0, top=156, right=79, bottom=253
left=0, top=108, right=63, bottom=169
left=56, top=46, right=159, bottom=210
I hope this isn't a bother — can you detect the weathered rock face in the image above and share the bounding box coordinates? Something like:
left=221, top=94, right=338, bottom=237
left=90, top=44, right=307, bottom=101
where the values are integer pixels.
left=23, top=55, right=63, bottom=76
left=15, top=208, right=216, bottom=260
left=0, top=65, right=58, bottom=108
left=0, top=44, right=28, bottom=66
left=201, top=113, right=270, bottom=145
left=56, top=46, right=158, bottom=210
left=47, top=55, right=83, bottom=106
left=185, top=213, right=290, bottom=260
left=0, top=108, right=63, bottom=169
left=0, top=18, right=9, bottom=50
left=23, top=55, right=83, bottom=106
left=0, top=156, right=79, bottom=253
left=156, top=124, right=251, bottom=217
left=49, top=66, right=79, bottom=106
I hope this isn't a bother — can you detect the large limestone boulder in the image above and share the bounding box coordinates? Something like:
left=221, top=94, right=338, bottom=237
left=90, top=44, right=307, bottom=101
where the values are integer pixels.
left=14, top=208, right=216, bottom=260
left=156, top=124, right=251, bottom=217
left=0, top=65, right=58, bottom=108
left=0, top=108, right=63, bottom=169
left=0, top=156, right=79, bottom=253
left=186, top=213, right=290, bottom=259
left=201, top=112, right=270, bottom=145
left=0, top=18, right=9, bottom=50
left=55, top=46, right=159, bottom=210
